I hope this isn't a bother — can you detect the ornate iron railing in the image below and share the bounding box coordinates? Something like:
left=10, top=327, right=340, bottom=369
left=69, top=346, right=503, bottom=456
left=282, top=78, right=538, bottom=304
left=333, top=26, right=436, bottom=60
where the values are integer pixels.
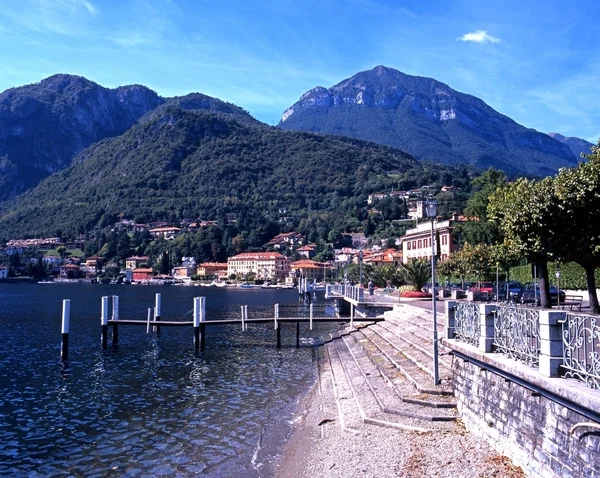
left=493, top=306, right=540, bottom=366
left=562, top=313, right=600, bottom=389
left=454, top=302, right=480, bottom=346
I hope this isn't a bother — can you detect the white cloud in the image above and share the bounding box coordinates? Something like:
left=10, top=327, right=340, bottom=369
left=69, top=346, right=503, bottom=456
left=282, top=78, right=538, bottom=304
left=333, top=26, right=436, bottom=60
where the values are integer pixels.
left=458, top=30, right=500, bottom=44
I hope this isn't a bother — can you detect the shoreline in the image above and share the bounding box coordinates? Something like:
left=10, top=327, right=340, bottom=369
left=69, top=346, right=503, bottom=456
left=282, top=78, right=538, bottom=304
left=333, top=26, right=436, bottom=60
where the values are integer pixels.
left=274, top=349, right=525, bottom=478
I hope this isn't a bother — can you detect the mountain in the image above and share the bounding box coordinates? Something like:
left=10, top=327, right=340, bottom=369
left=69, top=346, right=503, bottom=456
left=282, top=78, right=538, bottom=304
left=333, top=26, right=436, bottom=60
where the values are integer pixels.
left=0, top=105, right=432, bottom=239
left=0, top=74, right=164, bottom=201
left=278, top=65, right=579, bottom=177
left=547, top=132, right=594, bottom=160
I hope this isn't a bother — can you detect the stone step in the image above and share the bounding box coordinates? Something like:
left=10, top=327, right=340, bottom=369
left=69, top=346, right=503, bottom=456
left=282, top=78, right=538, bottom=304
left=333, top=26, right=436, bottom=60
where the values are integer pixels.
left=314, top=346, right=343, bottom=439
left=340, top=333, right=458, bottom=422
left=328, top=337, right=434, bottom=433
left=322, top=342, right=362, bottom=434
left=376, top=321, right=453, bottom=371
left=369, top=326, right=454, bottom=387
left=360, top=327, right=454, bottom=396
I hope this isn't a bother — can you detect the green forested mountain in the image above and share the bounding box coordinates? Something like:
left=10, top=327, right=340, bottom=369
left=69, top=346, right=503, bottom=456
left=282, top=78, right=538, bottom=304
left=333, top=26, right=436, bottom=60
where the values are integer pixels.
left=0, top=105, right=449, bottom=240
left=279, top=65, right=580, bottom=177
left=0, top=74, right=163, bottom=201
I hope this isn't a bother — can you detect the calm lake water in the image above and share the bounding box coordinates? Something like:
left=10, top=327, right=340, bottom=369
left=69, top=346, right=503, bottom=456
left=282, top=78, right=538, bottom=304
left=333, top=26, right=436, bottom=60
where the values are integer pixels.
left=0, top=283, right=338, bottom=477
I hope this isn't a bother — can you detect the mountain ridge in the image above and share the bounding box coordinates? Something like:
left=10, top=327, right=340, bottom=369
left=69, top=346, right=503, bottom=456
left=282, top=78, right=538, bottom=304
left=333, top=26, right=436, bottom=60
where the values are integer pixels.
left=547, top=132, right=594, bottom=160
left=279, top=65, right=580, bottom=177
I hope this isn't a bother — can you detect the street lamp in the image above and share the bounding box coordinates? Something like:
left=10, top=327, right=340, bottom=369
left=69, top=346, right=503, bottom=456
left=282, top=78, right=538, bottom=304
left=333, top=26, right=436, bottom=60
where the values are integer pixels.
left=425, top=196, right=440, bottom=386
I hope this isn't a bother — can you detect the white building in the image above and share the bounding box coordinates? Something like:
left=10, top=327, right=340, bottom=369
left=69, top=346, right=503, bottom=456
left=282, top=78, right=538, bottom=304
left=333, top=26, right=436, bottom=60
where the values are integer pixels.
left=227, top=252, right=291, bottom=280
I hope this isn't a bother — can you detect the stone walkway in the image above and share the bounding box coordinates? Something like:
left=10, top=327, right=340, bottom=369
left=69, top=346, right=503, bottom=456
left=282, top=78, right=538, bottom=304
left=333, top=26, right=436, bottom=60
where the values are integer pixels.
left=275, top=304, right=525, bottom=478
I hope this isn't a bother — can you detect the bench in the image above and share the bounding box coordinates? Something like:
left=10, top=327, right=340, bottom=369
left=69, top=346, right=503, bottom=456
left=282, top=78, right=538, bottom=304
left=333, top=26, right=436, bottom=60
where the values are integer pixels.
left=559, top=295, right=583, bottom=311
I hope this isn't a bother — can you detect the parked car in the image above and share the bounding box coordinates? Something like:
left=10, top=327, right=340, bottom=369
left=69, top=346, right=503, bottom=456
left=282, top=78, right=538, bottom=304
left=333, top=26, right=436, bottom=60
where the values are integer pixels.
left=468, top=282, right=495, bottom=294
left=494, top=281, right=523, bottom=301
left=519, top=282, right=565, bottom=305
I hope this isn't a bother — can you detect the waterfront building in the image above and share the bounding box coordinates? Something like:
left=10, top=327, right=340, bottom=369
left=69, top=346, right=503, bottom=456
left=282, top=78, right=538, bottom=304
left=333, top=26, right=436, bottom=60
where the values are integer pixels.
left=59, top=264, right=81, bottom=279
left=172, top=266, right=195, bottom=279
left=290, top=259, right=333, bottom=282
left=0, top=265, right=7, bottom=279
left=297, top=244, right=317, bottom=259
left=132, top=268, right=154, bottom=281
left=227, top=252, right=290, bottom=280
left=196, top=262, right=228, bottom=279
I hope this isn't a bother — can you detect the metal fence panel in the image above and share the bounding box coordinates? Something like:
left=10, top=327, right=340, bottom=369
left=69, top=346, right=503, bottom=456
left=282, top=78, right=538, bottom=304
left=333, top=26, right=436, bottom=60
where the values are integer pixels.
left=563, top=313, right=600, bottom=389
left=454, top=302, right=480, bottom=347
left=494, top=305, right=540, bottom=366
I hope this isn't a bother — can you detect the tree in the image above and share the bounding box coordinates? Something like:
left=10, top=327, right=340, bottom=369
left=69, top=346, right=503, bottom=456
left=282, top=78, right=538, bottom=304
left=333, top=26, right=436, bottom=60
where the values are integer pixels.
left=399, top=258, right=430, bottom=291
left=488, top=178, right=561, bottom=308
left=459, top=168, right=506, bottom=245
left=554, top=143, right=600, bottom=313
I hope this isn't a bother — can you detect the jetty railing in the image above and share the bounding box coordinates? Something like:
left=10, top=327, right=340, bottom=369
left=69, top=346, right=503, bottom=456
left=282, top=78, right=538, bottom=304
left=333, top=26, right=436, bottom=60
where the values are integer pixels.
left=446, top=301, right=600, bottom=387
left=327, top=283, right=365, bottom=302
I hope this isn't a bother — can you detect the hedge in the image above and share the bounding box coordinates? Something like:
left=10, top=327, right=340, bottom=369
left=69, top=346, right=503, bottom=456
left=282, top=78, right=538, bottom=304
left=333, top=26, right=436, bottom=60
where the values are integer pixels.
left=509, top=262, right=600, bottom=291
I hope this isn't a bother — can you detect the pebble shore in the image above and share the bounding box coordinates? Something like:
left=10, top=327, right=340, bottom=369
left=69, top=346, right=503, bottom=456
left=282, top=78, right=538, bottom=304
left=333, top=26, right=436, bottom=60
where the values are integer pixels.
left=275, top=382, right=525, bottom=478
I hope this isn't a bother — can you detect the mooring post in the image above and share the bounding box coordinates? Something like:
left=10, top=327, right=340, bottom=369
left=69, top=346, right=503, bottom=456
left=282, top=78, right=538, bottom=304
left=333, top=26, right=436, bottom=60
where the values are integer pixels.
left=244, top=305, right=248, bottom=331
left=193, top=297, right=201, bottom=349
left=296, top=322, right=300, bottom=348
left=310, top=303, right=313, bottom=331
left=200, top=297, right=206, bottom=350
left=61, top=299, right=70, bottom=362
left=146, top=308, right=152, bottom=334
left=101, top=296, right=108, bottom=348
left=241, top=305, right=245, bottom=331
left=112, top=295, right=119, bottom=321
left=155, top=293, right=162, bottom=337
left=112, top=295, right=119, bottom=345
left=275, top=303, right=281, bottom=348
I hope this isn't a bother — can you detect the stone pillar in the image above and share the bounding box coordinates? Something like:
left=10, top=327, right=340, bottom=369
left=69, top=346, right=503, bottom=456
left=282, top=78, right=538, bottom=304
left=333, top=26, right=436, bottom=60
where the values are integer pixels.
left=539, top=310, right=566, bottom=377
left=445, top=300, right=456, bottom=339
left=479, top=304, right=497, bottom=353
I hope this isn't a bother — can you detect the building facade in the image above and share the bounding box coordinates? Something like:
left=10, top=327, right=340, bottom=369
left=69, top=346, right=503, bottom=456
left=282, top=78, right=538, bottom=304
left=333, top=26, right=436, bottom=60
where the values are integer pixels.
left=289, top=260, right=333, bottom=282
left=196, top=262, right=228, bottom=279
left=401, top=220, right=458, bottom=264
left=227, top=252, right=291, bottom=280
left=125, top=256, right=149, bottom=270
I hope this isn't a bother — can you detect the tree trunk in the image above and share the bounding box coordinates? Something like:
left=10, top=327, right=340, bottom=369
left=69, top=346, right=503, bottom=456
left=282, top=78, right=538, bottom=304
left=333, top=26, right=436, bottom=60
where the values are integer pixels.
left=537, top=260, right=552, bottom=309
left=583, top=264, right=600, bottom=314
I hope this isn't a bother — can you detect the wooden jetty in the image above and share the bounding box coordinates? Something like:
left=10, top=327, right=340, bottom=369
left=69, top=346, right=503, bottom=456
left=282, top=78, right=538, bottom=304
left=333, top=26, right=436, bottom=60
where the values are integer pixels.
left=59, top=293, right=383, bottom=361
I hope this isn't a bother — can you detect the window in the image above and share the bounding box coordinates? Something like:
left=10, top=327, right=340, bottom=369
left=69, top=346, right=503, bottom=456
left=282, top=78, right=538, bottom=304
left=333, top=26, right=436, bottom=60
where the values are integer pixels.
left=412, top=241, right=416, bottom=249
left=418, top=240, right=422, bottom=249
left=407, top=242, right=412, bottom=250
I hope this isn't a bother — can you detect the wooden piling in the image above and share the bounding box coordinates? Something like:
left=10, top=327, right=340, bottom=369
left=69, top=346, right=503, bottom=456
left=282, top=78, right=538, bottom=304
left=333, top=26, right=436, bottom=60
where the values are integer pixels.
left=309, top=303, right=313, bottom=331
left=155, top=293, right=161, bottom=336
left=101, top=296, right=108, bottom=348
left=146, top=308, right=152, bottom=333
left=199, top=297, right=206, bottom=350
left=61, top=299, right=70, bottom=361
left=241, top=305, right=245, bottom=331
left=193, top=297, right=201, bottom=349
left=275, top=303, right=280, bottom=348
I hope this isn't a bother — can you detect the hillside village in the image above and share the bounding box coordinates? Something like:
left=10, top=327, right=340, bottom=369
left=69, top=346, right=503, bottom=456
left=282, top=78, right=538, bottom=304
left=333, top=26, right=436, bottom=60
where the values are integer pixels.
left=0, top=186, right=468, bottom=285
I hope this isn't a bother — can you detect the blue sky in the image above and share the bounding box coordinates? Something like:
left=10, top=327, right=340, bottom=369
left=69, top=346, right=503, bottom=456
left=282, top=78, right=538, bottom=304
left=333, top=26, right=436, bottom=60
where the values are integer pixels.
left=1, top=0, right=599, bottom=141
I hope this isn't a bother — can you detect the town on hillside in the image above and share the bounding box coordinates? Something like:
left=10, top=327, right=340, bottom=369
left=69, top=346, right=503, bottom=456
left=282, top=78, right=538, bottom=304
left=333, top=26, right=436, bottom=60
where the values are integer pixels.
left=0, top=185, right=473, bottom=288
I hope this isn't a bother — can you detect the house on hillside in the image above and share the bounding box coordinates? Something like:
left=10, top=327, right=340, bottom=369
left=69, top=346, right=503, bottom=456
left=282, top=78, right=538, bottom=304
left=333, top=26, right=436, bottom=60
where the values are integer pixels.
left=268, top=232, right=305, bottom=250
left=297, top=244, right=317, bottom=259
left=125, top=256, right=149, bottom=270
left=149, top=227, right=181, bottom=239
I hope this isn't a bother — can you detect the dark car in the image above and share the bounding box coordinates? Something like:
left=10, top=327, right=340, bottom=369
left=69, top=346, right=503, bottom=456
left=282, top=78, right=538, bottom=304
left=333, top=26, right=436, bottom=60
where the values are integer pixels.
left=495, top=281, right=523, bottom=301
left=520, top=282, right=565, bottom=305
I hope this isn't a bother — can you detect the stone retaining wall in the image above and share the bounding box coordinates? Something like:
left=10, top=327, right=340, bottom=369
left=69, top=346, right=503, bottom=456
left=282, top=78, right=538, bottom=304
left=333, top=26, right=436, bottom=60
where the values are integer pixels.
left=453, top=357, right=600, bottom=478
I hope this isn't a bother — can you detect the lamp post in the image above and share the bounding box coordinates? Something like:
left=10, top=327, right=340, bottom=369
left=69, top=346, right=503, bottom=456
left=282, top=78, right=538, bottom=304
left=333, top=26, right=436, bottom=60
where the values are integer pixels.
left=359, top=249, right=363, bottom=288
left=425, top=196, right=440, bottom=386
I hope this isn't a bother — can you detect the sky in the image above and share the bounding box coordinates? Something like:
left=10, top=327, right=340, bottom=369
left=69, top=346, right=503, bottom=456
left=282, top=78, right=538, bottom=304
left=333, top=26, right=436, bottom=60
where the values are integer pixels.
left=1, top=0, right=599, bottom=141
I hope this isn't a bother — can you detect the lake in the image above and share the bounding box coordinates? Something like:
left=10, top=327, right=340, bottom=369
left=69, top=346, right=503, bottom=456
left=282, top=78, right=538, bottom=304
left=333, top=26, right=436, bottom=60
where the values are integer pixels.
left=0, top=283, right=338, bottom=477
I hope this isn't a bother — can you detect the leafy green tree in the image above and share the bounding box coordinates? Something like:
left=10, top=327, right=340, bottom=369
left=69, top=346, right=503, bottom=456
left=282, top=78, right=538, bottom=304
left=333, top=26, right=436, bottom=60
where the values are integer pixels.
left=554, top=144, right=600, bottom=312
left=488, top=177, right=560, bottom=308
left=459, top=168, right=506, bottom=245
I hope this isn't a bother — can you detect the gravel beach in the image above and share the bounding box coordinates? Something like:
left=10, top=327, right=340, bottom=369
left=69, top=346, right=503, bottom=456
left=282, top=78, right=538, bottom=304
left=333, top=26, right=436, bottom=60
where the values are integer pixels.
left=274, top=381, right=525, bottom=478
